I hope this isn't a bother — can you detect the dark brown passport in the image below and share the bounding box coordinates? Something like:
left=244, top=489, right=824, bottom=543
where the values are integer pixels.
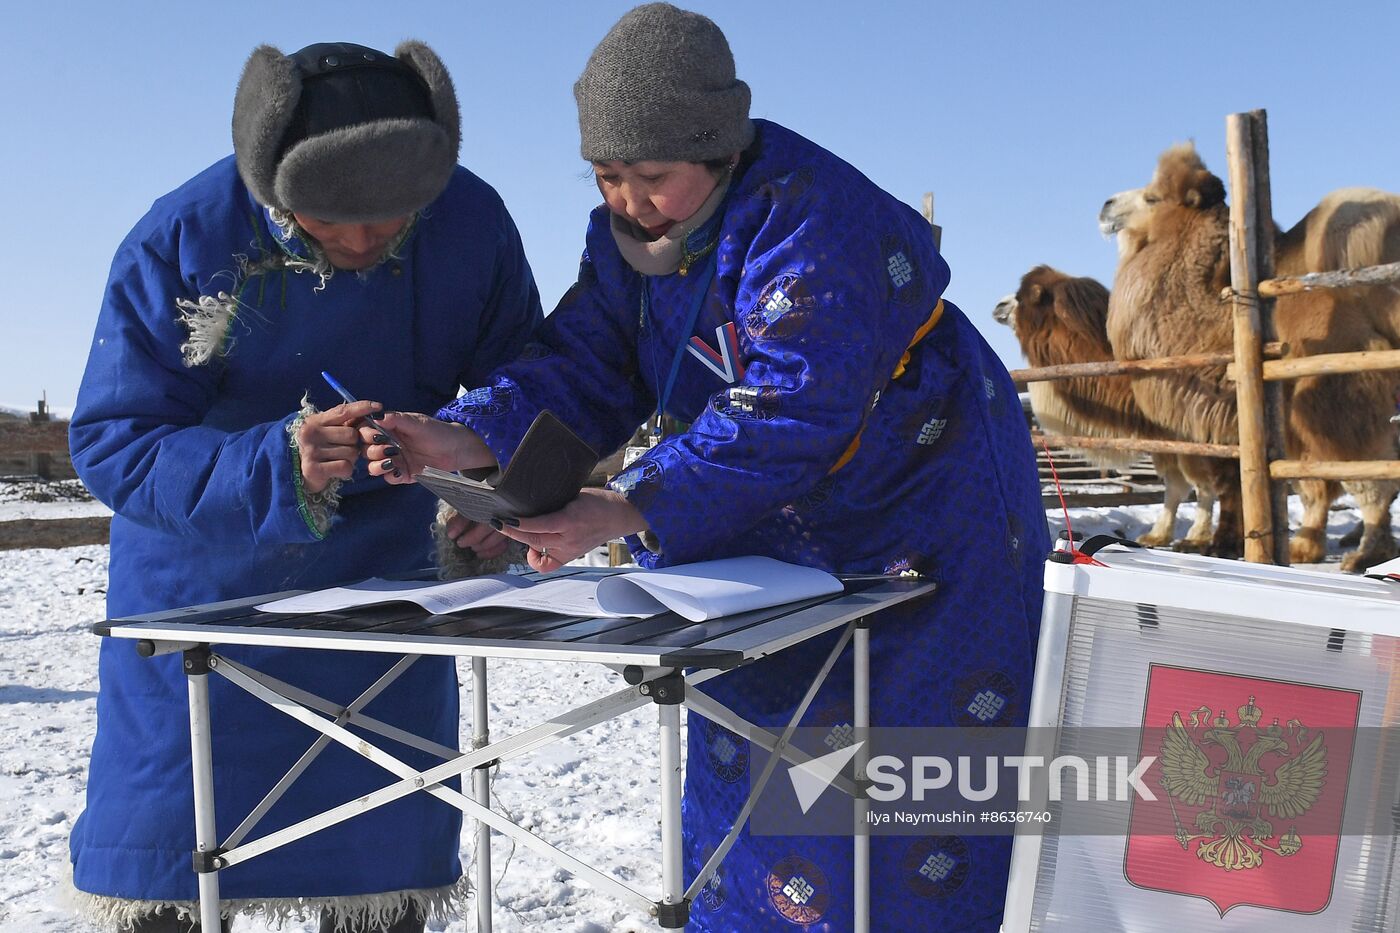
left=415, top=410, right=599, bottom=522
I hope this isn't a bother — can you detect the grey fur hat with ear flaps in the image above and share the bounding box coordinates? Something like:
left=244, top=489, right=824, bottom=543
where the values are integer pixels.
left=233, top=40, right=461, bottom=223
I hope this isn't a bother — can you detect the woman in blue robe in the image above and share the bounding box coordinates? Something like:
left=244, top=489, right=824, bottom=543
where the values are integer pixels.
left=369, top=7, right=1047, bottom=930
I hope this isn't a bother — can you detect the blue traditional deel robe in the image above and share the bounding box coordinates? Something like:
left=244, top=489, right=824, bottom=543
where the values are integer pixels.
left=439, top=121, right=1048, bottom=931
left=68, top=156, right=541, bottom=912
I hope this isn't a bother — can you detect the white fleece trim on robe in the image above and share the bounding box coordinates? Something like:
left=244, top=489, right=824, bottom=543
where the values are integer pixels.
left=67, top=875, right=469, bottom=931
left=433, top=498, right=524, bottom=580
left=287, top=394, right=344, bottom=537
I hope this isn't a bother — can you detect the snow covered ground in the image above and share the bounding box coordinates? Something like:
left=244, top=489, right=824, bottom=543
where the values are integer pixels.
left=0, top=490, right=1382, bottom=932
left=0, top=480, right=111, bottom=523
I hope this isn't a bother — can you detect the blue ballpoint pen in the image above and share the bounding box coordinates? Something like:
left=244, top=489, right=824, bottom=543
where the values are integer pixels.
left=320, top=371, right=403, bottom=449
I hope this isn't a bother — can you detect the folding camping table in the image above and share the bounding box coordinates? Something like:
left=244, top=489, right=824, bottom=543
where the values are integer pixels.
left=96, top=568, right=935, bottom=932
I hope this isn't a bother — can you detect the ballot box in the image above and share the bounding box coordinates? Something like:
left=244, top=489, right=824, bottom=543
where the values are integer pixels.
left=1003, top=543, right=1400, bottom=932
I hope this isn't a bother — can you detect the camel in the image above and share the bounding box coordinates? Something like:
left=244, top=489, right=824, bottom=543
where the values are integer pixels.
left=994, top=265, right=1217, bottom=550
left=1099, top=143, right=1400, bottom=571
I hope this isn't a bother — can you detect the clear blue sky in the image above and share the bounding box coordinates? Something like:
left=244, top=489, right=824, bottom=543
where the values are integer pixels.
left=3, top=0, right=1397, bottom=410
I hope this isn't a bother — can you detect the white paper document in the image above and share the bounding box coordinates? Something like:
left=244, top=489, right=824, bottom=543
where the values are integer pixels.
left=255, top=574, right=539, bottom=616
left=594, top=556, right=844, bottom=621
left=255, top=556, right=844, bottom=622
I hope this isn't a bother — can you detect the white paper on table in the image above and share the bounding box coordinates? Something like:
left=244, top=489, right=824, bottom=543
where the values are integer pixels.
left=475, top=577, right=649, bottom=617
left=256, top=574, right=658, bottom=618
left=255, top=574, right=534, bottom=615
left=256, top=556, right=843, bottom=621
left=594, top=556, right=844, bottom=622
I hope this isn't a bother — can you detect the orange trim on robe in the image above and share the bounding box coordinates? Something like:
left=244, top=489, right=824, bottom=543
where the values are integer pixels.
left=828, top=299, right=945, bottom=474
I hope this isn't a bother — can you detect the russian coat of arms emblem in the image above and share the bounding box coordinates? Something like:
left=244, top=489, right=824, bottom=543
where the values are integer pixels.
left=1125, top=665, right=1361, bottom=916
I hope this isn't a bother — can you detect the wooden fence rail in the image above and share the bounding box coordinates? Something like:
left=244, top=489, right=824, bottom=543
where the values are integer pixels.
left=1013, top=340, right=1400, bottom=388
left=1030, top=432, right=1239, bottom=459
left=1257, top=260, right=1400, bottom=297
left=1270, top=461, right=1400, bottom=481
left=1225, top=347, right=1400, bottom=382
left=1009, top=343, right=1282, bottom=386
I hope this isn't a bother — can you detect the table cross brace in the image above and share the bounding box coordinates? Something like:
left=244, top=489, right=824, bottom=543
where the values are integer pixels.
left=684, top=622, right=854, bottom=902
left=211, top=655, right=660, bottom=915
left=223, top=655, right=426, bottom=849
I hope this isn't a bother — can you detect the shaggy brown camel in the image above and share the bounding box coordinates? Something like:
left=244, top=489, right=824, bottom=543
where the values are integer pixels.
left=993, top=265, right=1216, bottom=550
left=1100, top=143, right=1400, bottom=571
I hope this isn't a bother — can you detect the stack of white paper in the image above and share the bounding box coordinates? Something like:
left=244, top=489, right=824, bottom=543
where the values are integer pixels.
left=255, top=556, right=844, bottom=622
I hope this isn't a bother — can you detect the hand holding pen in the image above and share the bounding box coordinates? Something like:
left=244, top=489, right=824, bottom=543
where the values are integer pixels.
left=295, top=395, right=392, bottom=493
left=323, top=371, right=500, bottom=484
left=321, top=372, right=403, bottom=446
left=318, top=371, right=408, bottom=479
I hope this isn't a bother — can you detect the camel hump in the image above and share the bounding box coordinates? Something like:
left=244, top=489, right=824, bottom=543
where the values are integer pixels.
left=1283, top=187, right=1400, bottom=273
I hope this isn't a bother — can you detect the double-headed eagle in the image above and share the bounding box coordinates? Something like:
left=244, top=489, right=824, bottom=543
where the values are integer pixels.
left=1157, top=696, right=1327, bottom=871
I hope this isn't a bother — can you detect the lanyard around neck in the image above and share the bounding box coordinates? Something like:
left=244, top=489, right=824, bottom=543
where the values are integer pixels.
left=652, top=248, right=720, bottom=439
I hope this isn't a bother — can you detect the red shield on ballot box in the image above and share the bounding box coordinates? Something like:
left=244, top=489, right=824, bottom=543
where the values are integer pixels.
left=1124, top=664, right=1361, bottom=917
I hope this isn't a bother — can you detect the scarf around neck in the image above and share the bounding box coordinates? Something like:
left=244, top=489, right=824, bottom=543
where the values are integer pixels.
left=608, top=174, right=731, bottom=276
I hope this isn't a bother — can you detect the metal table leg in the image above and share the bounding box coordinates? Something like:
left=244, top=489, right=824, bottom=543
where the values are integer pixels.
left=853, top=620, right=871, bottom=933
left=472, top=657, right=492, bottom=933
left=185, top=647, right=223, bottom=933
left=658, top=699, right=685, bottom=927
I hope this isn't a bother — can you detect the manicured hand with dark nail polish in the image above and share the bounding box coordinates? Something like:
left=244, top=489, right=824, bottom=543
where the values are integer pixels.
left=357, top=410, right=499, bottom=486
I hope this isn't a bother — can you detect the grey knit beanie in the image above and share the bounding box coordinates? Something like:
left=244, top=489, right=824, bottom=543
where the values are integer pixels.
left=232, top=41, right=461, bottom=223
left=574, top=3, right=754, bottom=163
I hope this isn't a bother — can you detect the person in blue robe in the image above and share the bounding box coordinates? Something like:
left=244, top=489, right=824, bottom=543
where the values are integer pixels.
left=365, top=6, right=1047, bottom=930
left=67, top=41, right=541, bottom=933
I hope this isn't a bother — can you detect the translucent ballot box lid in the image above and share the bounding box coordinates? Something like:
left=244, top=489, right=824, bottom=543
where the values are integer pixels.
left=1044, top=543, right=1400, bottom=636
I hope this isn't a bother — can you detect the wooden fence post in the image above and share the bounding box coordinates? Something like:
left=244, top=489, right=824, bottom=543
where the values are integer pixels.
left=1248, top=112, right=1292, bottom=565
left=1225, top=110, right=1290, bottom=564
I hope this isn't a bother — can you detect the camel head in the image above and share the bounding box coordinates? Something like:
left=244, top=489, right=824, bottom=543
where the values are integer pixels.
left=995, top=265, right=1112, bottom=358
left=1099, top=143, right=1227, bottom=259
